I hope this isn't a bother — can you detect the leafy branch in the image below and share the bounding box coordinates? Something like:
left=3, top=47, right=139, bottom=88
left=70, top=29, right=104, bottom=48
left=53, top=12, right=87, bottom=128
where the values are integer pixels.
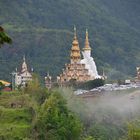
left=0, top=26, right=12, bottom=47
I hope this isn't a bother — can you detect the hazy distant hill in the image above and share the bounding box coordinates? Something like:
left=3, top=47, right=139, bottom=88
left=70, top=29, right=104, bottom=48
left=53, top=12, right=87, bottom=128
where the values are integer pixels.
left=0, top=0, right=140, bottom=81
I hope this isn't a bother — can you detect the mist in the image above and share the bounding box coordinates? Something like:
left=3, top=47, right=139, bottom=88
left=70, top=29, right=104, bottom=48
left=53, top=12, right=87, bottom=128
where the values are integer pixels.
left=58, top=87, right=140, bottom=138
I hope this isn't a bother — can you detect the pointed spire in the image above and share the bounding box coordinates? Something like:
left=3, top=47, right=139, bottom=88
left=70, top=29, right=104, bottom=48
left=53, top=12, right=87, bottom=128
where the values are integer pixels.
left=72, top=25, right=78, bottom=45
left=23, top=55, right=26, bottom=62
left=86, top=29, right=88, bottom=40
left=83, top=29, right=91, bottom=51
left=45, top=71, right=52, bottom=80
left=47, top=71, right=50, bottom=77
left=102, top=69, right=107, bottom=80
left=74, top=25, right=77, bottom=40
left=31, top=68, right=34, bottom=72
left=71, top=26, right=81, bottom=63
left=21, top=55, right=28, bottom=72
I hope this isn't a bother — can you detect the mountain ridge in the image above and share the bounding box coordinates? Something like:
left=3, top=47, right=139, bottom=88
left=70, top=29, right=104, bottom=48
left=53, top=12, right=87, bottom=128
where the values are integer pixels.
left=0, top=0, right=140, bottom=81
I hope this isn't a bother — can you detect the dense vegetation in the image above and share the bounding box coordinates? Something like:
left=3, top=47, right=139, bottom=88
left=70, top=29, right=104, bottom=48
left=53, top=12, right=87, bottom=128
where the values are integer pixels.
left=0, top=26, right=12, bottom=47
left=1, top=79, right=140, bottom=139
left=0, top=79, right=83, bottom=140
left=0, top=0, right=140, bottom=81
left=77, top=79, right=105, bottom=90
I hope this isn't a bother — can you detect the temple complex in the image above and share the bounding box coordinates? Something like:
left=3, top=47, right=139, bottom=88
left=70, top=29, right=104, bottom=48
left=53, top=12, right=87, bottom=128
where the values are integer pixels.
left=12, top=56, right=32, bottom=88
left=58, top=27, right=99, bottom=84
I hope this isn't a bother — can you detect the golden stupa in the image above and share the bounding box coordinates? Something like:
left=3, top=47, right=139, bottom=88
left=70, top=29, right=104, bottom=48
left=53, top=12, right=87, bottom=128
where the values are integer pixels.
left=58, top=27, right=91, bottom=83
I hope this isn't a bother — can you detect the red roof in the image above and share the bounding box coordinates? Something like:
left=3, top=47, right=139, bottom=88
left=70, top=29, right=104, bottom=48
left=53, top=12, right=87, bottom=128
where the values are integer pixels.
left=2, top=87, right=12, bottom=92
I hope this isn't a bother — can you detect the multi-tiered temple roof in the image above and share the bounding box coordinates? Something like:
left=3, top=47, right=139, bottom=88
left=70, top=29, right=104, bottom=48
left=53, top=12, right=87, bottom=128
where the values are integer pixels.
left=70, top=26, right=81, bottom=63
left=58, top=27, right=91, bottom=83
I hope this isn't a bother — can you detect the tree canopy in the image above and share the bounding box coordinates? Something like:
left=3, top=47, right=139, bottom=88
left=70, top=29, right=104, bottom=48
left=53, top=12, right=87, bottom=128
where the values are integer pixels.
left=0, top=26, right=12, bottom=47
left=33, top=92, right=83, bottom=140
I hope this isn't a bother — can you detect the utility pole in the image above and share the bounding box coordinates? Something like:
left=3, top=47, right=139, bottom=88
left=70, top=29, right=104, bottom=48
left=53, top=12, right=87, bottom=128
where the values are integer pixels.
left=11, top=71, right=16, bottom=90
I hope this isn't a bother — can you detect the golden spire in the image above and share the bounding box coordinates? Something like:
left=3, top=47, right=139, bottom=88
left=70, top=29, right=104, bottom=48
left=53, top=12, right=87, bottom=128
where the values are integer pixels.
left=70, top=26, right=81, bottom=63
left=83, top=29, right=91, bottom=51
left=74, top=25, right=77, bottom=40
left=86, top=29, right=89, bottom=42
left=72, top=26, right=78, bottom=46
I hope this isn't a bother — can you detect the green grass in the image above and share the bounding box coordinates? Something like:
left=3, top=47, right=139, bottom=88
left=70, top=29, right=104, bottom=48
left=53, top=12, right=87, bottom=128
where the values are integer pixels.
left=0, top=124, right=31, bottom=140
left=0, top=93, right=34, bottom=108
left=0, top=92, right=33, bottom=139
left=0, top=107, right=32, bottom=123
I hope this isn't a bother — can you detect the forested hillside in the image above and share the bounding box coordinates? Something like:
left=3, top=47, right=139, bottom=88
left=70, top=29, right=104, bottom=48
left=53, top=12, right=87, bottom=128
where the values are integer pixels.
left=0, top=0, right=140, bottom=81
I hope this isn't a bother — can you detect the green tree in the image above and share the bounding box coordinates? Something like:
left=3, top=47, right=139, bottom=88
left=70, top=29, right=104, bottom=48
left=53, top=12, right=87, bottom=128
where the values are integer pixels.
left=24, top=74, right=50, bottom=105
left=0, top=82, right=5, bottom=93
left=124, top=121, right=140, bottom=140
left=78, top=79, right=105, bottom=90
left=33, top=92, right=83, bottom=140
left=0, top=26, right=12, bottom=47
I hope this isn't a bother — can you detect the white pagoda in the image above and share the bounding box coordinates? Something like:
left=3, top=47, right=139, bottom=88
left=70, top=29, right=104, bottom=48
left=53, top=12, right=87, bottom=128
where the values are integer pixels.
left=13, top=56, right=32, bottom=88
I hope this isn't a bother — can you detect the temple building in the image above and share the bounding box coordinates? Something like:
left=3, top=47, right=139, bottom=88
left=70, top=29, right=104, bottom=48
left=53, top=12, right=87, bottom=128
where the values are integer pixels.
left=12, top=56, right=32, bottom=88
left=58, top=27, right=92, bottom=83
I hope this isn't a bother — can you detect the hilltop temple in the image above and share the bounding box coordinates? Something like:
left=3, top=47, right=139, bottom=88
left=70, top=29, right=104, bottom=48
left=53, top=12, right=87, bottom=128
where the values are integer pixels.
left=12, top=56, right=32, bottom=88
left=57, top=27, right=101, bottom=84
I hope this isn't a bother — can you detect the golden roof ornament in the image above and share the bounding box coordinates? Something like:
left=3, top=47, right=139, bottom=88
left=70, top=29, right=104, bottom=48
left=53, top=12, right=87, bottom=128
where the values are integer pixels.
left=70, top=26, right=81, bottom=63
left=72, top=26, right=79, bottom=45
left=83, top=29, right=91, bottom=51
left=74, top=25, right=77, bottom=40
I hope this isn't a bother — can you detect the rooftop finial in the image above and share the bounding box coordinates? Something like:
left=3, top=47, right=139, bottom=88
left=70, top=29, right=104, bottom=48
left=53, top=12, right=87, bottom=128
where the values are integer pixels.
left=86, top=28, right=88, bottom=39
left=71, top=25, right=81, bottom=63
left=23, top=55, right=26, bottom=62
left=31, top=68, right=34, bottom=72
left=84, top=28, right=91, bottom=50
left=47, top=71, right=50, bottom=77
left=74, top=25, right=77, bottom=40
left=22, top=55, right=28, bottom=72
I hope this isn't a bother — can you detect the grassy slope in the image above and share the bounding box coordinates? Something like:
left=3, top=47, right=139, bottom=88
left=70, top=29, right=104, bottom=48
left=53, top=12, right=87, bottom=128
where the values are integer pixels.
left=0, top=0, right=140, bottom=80
left=0, top=93, right=33, bottom=139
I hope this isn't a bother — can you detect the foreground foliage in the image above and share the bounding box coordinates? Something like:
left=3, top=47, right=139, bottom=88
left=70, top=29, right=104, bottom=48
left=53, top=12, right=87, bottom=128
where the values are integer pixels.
left=0, top=26, right=12, bottom=47
left=77, top=79, right=105, bottom=90
left=33, top=92, right=82, bottom=140
left=1, top=80, right=140, bottom=139
left=122, top=120, right=140, bottom=140
left=0, top=79, right=83, bottom=140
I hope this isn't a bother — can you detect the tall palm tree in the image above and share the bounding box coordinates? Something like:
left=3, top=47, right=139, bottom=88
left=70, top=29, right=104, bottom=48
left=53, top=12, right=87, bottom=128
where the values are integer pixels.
left=0, top=26, right=12, bottom=47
